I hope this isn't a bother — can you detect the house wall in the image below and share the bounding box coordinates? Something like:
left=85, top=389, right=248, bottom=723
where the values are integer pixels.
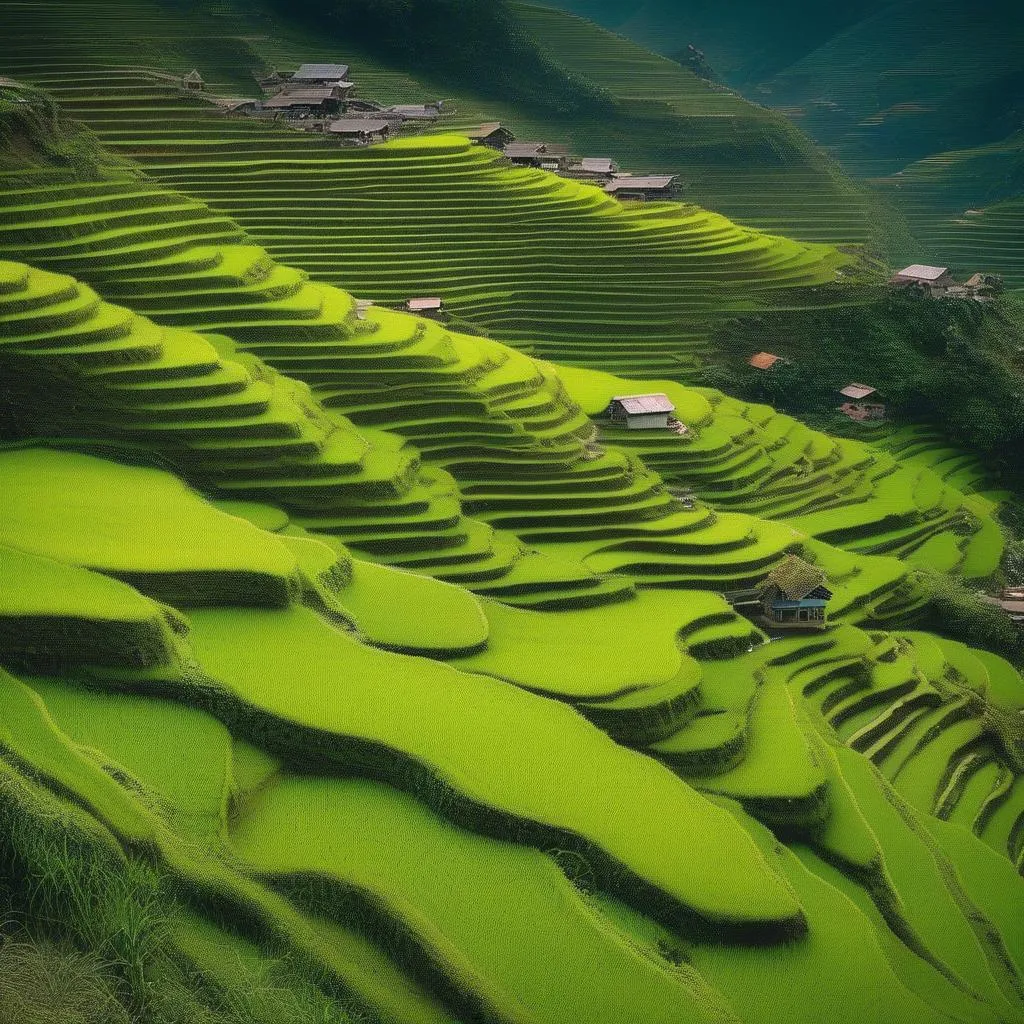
left=625, top=413, right=670, bottom=430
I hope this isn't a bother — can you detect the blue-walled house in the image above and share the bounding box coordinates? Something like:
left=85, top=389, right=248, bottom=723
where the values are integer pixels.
left=759, top=555, right=832, bottom=629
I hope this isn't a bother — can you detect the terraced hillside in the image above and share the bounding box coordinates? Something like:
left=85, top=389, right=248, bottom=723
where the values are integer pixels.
left=1, top=7, right=1024, bottom=1023
left=0, top=94, right=855, bottom=379
left=0, top=0, right=881, bottom=248
left=1, top=426, right=1023, bottom=1023
left=0, top=163, right=1001, bottom=607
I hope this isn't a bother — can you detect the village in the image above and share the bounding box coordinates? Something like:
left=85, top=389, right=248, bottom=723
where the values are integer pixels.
left=180, top=61, right=681, bottom=201
left=177, top=60, right=1019, bottom=637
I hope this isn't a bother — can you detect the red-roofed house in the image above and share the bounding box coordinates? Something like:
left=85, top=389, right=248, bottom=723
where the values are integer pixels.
left=749, top=352, right=785, bottom=370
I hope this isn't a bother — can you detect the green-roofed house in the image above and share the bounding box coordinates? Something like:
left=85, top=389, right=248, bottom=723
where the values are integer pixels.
left=758, top=555, right=832, bottom=629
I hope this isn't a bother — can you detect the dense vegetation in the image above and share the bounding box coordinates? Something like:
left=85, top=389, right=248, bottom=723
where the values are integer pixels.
left=260, top=0, right=613, bottom=114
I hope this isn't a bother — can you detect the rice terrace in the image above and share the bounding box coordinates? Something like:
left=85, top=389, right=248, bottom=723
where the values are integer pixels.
left=0, top=1, right=1023, bottom=1022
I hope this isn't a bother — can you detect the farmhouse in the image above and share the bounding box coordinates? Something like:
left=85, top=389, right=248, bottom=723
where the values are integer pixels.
left=182, top=69, right=204, bottom=92
left=504, top=142, right=570, bottom=169
left=604, top=175, right=679, bottom=201
left=406, top=297, right=443, bottom=316
left=264, top=89, right=345, bottom=117
left=328, top=119, right=391, bottom=143
left=606, top=393, right=675, bottom=430
left=291, top=63, right=351, bottom=85
left=837, top=383, right=885, bottom=422
left=749, top=351, right=785, bottom=370
left=759, top=555, right=832, bottom=629
left=889, top=264, right=954, bottom=295
left=465, top=123, right=515, bottom=148
left=565, top=157, right=620, bottom=181
left=387, top=103, right=442, bottom=121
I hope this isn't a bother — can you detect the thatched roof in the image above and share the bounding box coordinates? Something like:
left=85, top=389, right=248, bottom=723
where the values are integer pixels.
left=760, top=555, right=829, bottom=601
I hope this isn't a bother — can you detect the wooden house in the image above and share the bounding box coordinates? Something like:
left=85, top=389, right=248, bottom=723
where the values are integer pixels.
left=328, top=118, right=391, bottom=143
left=604, top=175, right=679, bottom=201
left=387, top=103, right=443, bottom=122
left=406, top=297, right=443, bottom=317
left=837, top=383, right=886, bottom=422
left=759, top=555, right=832, bottom=629
left=504, top=142, right=569, bottom=170
left=889, top=264, right=954, bottom=295
left=183, top=69, right=205, bottom=92
left=565, top=157, right=620, bottom=181
left=465, top=123, right=515, bottom=148
left=264, top=89, right=345, bottom=117
left=606, top=393, right=675, bottom=430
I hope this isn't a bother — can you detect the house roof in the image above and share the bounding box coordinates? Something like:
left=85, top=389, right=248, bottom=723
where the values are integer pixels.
left=612, top=393, right=675, bottom=415
left=388, top=104, right=440, bottom=118
left=264, top=90, right=340, bottom=108
left=504, top=143, right=546, bottom=158
left=464, top=122, right=509, bottom=139
left=328, top=119, right=390, bottom=134
left=294, top=63, right=350, bottom=81
left=838, top=383, right=878, bottom=401
left=407, top=297, right=442, bottom=310
left=760, top=555, right=829, bottom=601
left=749, top=351, right=783, bottom=370
left=183, top=69, right=204, bottom=83
left=895, top=264, right=949, bottom=281
left=578, top=157, right=617, bottom=173
left=605, top=175, right=677, bottom=192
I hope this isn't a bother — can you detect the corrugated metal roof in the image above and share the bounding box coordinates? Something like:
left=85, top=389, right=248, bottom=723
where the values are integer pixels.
left=612, top=393, right=675, bottom=414
left=329, top=119, right=390, bottom=133
left=605, top=175, right=677, bottom=192
left=749, top=352, right=783, bottom=370
left=265, top=90, right=339, bottom=107
left=504, top=143, right=546, bottom=158
left=895, top=264, right=949, bottom=281
left=465, top=122, right=506, bottom=138
left=294, top=63, right=350, bottom=81
left=838, top=383, right=878, bottom=400
left=407, top=297, right=442, bottom=311
left=389, top=105, right=440, bottom=118
left=578, top=158, right=617, bottom=173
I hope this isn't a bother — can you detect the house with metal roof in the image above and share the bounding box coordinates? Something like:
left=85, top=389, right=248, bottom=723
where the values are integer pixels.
left=292, top=63, right=351, bottom=84
left=604, top=175, right=679, bottom=200
left=406, top=297, right=443, bottom=316
left=503, top=142, right=570, bottom=169
left=264, top=89, right=345, bottom=117
left=465, top=123, right=515, bottom=148
left=758, top=555, right=832, bottom=629
left=328, top=119, right=391, bottom=143
left=837, top=383, right=886, bottom=422
left=606, top=393, right=676, bottom=430
left=387, top=103, right=442, bottom=121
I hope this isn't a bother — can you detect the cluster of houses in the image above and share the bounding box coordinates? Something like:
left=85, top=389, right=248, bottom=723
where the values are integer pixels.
left=491, top=135, right=679, bottom=200
left=981, top=587, right=1024, bottom=627
left=889, top=264, right=1001, bottom=302
left=748, top=352, right=886, bottom=423
left=183, top=62, right=445, bottom=144
left=183, top=63, right=681, bottom=193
